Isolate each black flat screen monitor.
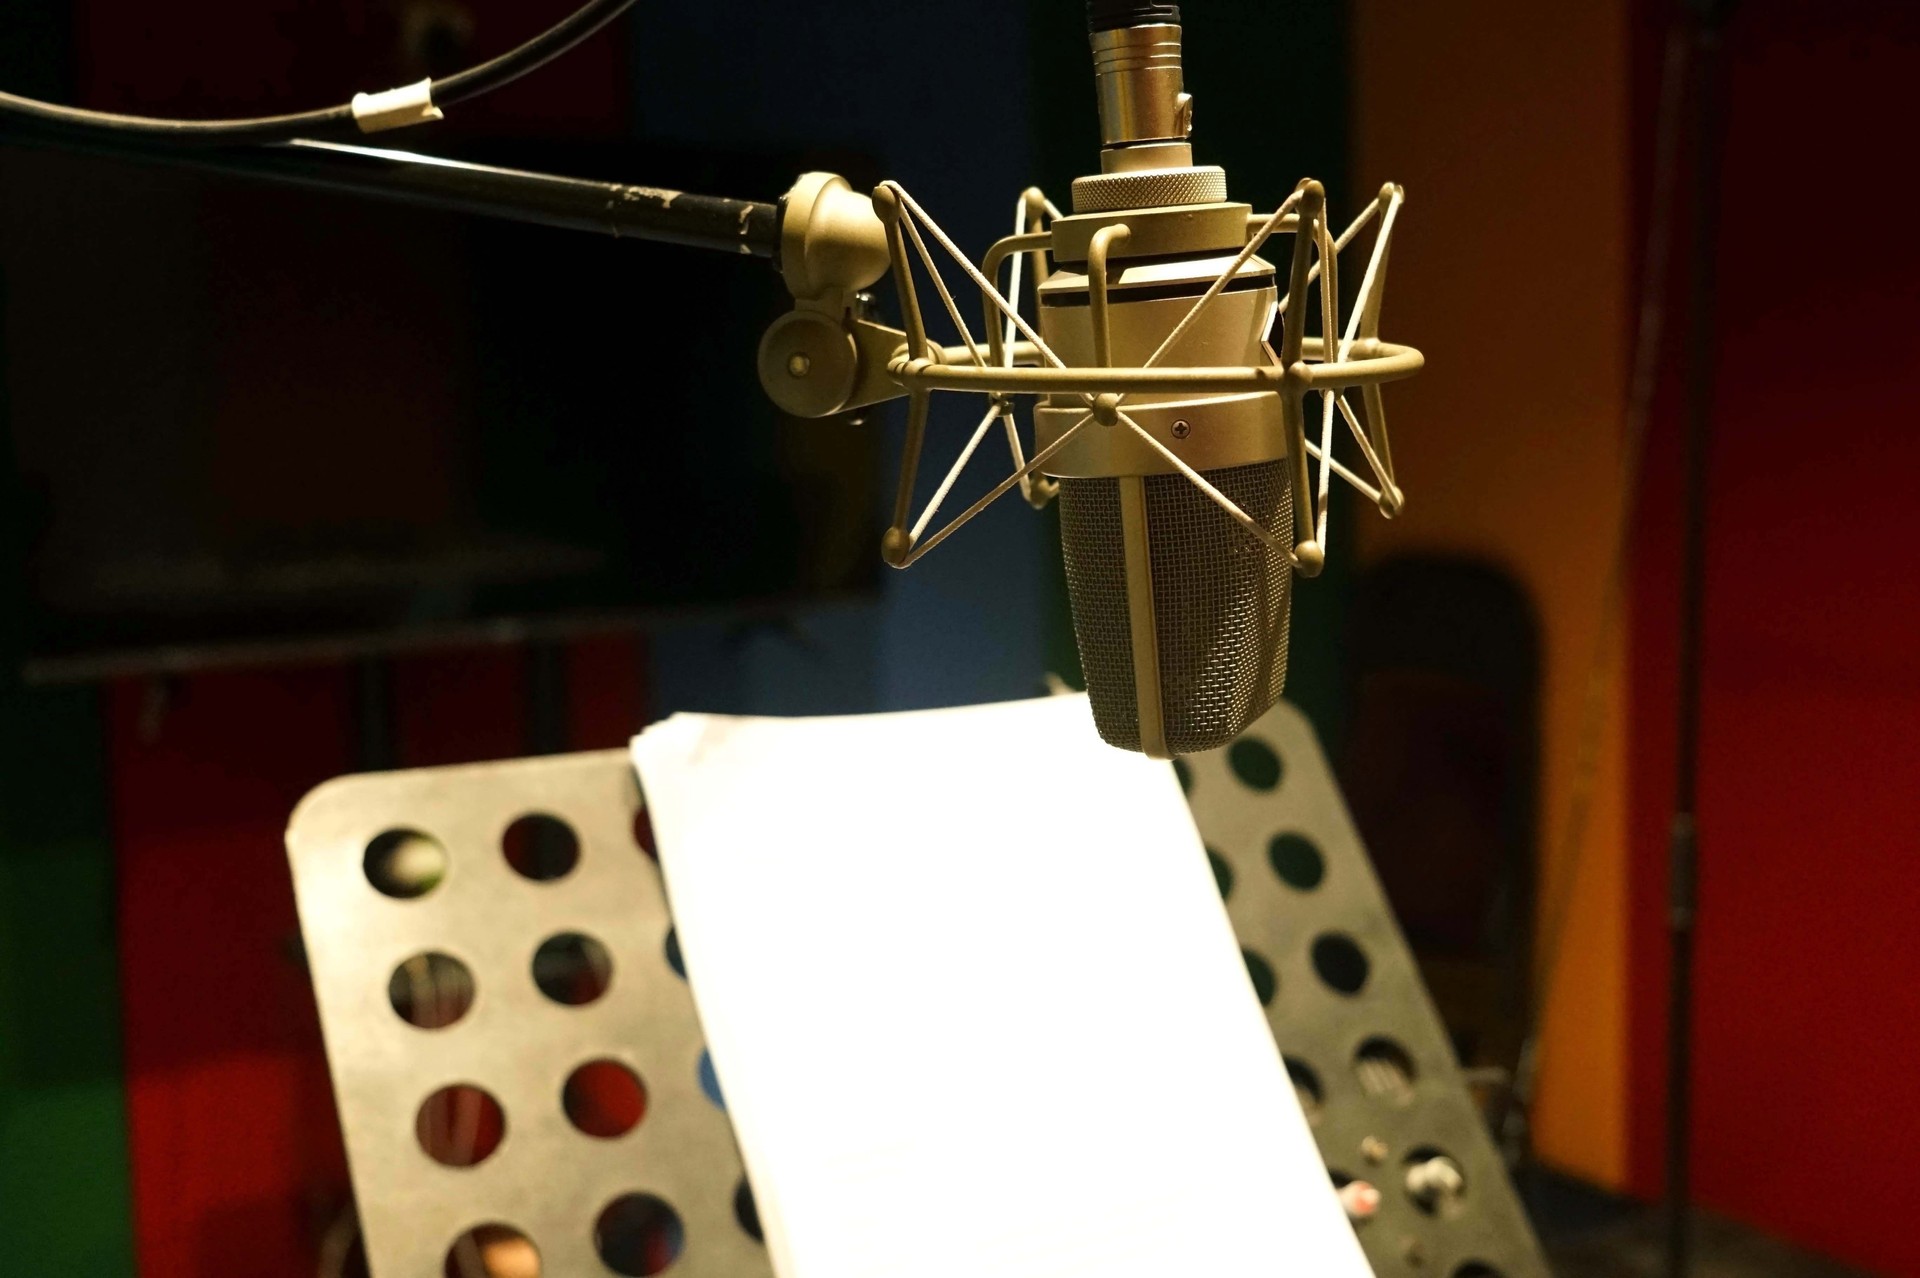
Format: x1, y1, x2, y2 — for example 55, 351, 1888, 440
0, 139, 883, 679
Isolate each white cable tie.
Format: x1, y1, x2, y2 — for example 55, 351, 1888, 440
351, 80, 444, 134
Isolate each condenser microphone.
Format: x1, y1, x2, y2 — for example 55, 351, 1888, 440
1040, 1, 1297, 758
761, 0, 1418, 761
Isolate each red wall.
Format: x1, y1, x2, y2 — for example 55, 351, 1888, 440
1627, 3, 1920, 1270
112, 669, 356, 1277
66, 6, 648, 1269
111, 640, 646, 1277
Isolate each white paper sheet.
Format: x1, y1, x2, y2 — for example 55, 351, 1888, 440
633, 695, 1371, 1278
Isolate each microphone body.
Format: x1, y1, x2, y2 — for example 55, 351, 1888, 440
1038, 9, 1294, 758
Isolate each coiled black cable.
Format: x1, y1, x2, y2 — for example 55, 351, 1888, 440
0, 0, 637, 144
1087, 1, 1183, 33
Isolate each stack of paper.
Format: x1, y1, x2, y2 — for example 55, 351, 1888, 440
633, 695, 1370, 1278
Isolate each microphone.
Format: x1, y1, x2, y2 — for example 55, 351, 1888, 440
757, 0, 1421, 759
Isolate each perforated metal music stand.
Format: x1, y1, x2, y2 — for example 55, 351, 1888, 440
286, 702, 1547, 1278
287, 753, 771, 1278
1183, 701, 1550, 1278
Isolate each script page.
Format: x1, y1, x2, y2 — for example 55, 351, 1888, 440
633, 694, 1372, 1278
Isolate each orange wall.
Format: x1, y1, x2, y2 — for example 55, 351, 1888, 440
1350, 1, 1632, 1185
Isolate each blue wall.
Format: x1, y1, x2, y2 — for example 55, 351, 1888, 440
637, 0, 1052, 718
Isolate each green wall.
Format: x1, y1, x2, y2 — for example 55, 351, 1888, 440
0, 683, 136, 1275
0, 2, 137, 1248
0, 311, 132, 1274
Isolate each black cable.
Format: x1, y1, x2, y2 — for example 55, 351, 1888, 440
1087, 1, 1183, 34
432, 0, 634, 109
0, 0, 636, 144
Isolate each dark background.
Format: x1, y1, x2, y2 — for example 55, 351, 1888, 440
4, 1, 1918, 1276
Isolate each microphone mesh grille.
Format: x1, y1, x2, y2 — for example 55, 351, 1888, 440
1058, 477, 1137, 741
1059, 460, 1293, 755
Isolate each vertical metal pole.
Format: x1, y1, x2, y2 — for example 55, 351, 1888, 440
1665, 3, 1729, 1275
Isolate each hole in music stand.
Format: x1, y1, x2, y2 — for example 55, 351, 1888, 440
564, 1059, 649, 1139
1228, 737, 1283, 790
503, 813, 580, 882
1354, 1036, 1417, 1104
1242, 948, 1278, 1006
364, 829, 447, 899
1312, 932, 1370, 994
1285, 1056, 1323, 1122
734, 1178, 764, 1243
595, 1193, 685, 1276
388, 952, 476, 1030
416, 1084, 506, 1167
1268, 831, 1326, 890
532, 932, 613, 1006
442, 1223, 539, 1277
1207, 846, 1234, 898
